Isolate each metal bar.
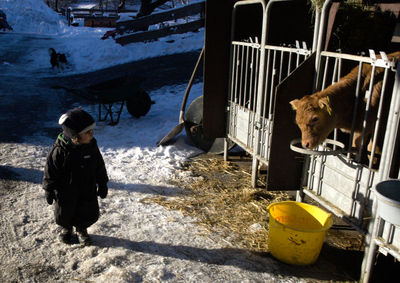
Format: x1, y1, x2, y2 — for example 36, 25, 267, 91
253, 47, 260, 116
330, 56, 338, 152
263, 49, 271, 118
312, 6, 321, 52
297, 155, 311, 202
332, 57, 338, 84
268, 50, 277, 120
262, 49, 272, 160
224, 138, 228, 161
244, 45, 250, 108
234, 45, 240, 104
360, 170, 375, 226
260, 51, 272, 159
232, 41, 261, 48
350, 167, 362, 219
348, 62, 364, 158
316, 155, 327, 195
279, 49, 284, 82
231, 41, 311, 55
266, 119, 273, 162
239, 45, 244, 107
315, 0, 332, 71
333, 129, 338, 151
287, 50, 293, 76
368, 68, 389, 168
361, 203, 380, 283
230, 44, 237, 103
321, 50, 374, 64
321, 56, 329, 90
308, 155, 317, 192
248, 45, 255, 110
380, 62, 400, 179
357, 64, 377, 162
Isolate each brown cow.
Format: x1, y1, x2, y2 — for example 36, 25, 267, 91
290, 51, 400, 151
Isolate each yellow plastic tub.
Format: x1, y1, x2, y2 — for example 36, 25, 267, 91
267, 201, 333, 265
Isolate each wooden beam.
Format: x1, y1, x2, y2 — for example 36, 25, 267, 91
117, 1, 204, 32
202, 0, 236, 139
116, 19, 203, 45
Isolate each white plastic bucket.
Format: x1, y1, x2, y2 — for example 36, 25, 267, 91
375, 180, 400, 226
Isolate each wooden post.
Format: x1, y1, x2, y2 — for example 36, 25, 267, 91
67, 7, 72, 26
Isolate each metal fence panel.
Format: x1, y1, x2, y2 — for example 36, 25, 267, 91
299, 51, 399, 231
227, 42, 311, 162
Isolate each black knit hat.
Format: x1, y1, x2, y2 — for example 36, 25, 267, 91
58, 107, 95, 139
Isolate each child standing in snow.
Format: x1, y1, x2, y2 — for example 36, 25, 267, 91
43, 107, 109, 245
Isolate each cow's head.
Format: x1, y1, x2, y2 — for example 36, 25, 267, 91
290, 95, 335, 149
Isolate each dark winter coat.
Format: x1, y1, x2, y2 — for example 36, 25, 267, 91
42, 134, 109, 229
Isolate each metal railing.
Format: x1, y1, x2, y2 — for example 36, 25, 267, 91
225, 0, 312, 187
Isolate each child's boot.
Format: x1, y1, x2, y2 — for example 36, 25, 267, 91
59, 227, 73, 244
76, 227, 92, 246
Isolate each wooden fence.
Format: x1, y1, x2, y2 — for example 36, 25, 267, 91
115, 1, 205, 45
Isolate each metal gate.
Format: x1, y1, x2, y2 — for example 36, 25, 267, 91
225, 0, 311, 186
228, 42, 310, 157
294, 50, 399, 229
293, 49, 400, 283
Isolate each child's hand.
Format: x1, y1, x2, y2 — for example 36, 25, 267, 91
97, 185, 108, 199
45, 190, 55, 205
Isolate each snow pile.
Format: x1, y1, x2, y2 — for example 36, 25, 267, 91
0, 0, 67, 34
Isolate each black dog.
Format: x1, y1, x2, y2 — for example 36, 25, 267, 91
48, 48, 67, 71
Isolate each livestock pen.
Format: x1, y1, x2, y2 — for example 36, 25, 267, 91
293, 49, 400, 283
221, 0, 400, 282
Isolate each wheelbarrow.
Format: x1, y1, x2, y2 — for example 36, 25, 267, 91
57, 75, 153, 125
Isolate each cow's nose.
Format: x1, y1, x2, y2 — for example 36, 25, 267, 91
303, 142, 310, 148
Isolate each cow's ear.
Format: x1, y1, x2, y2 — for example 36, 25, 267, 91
290, 99, 299, 110
318, 96, 332, 116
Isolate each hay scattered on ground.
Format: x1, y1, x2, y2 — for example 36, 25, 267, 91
141, 156, 292, 252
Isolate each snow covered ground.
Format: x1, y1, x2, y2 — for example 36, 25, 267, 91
0, 0, 308, 282
1, 0, 205, 75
